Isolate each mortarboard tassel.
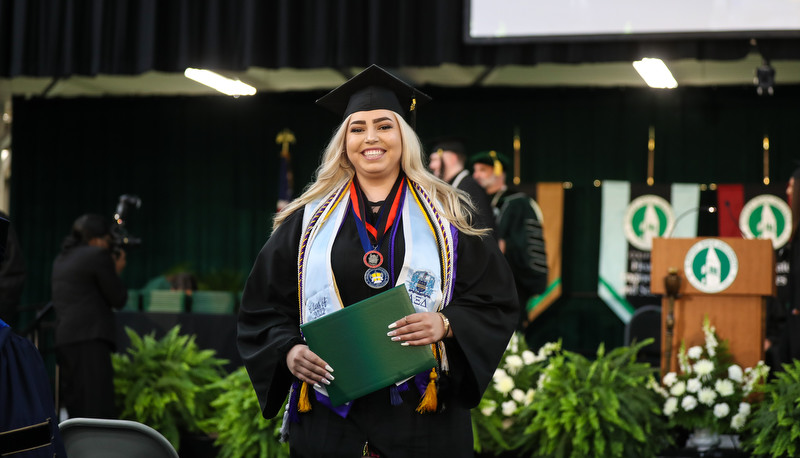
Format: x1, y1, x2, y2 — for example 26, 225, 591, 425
415, 368, 438, 413
298, 381, 312, 413
489, 150, 503, 176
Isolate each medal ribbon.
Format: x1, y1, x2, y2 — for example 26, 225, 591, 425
349, 175, 406, 254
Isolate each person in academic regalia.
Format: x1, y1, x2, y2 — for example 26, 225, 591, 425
52, 214, 127, 419
237, 65, 519, 458
470, 151, 548, 330
427, 137, 496, 234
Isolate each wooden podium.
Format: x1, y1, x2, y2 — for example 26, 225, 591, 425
651, 238, 774, 374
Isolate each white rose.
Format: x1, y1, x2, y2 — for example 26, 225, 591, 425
731, 412, 747, 431
698, 388, 717, 406
728, 364, 743, 383
713, 403, 730, 418
505, 355, 524, 375
511, 388, 526, 403
522, 350, 537, 365
525, 388, 536, 406
681, 395, 698, 411
502, 418, 514, 430
662, 372, 678, 387
501, 400, 517, 416
738, 402, 751, 415
670, 381, 686, 396
510, 333, 519, 353
493, 368, 509, 381
686, 378, 702, 393
715, 379, 735, 397
693, 359, 715, 377
481, 401, 497, 417
494, 375, 515, 395
663, 397, 679, 416
687, 346, 703, 359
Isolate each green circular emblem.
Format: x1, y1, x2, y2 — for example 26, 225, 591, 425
739, 194, 792, 249
683, 239, 739, 293
623, 195, 675, 251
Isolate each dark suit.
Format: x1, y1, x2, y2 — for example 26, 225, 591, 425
52, 245, 126, 418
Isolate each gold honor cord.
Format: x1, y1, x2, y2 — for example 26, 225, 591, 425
513, 127, 521, 185
763, 135, 770, 185
647, 126, 655, 186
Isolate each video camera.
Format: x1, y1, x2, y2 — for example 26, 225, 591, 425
111, 194, 142, 253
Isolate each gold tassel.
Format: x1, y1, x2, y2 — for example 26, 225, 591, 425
489, 150, 503, 176
415, 368, 438, 413
298, 381, 312, 413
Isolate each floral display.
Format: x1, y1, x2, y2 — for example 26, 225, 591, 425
471, 333, 561, 454
655, 317, 769, 434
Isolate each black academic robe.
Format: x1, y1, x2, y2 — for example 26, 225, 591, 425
238, 202, 518, 458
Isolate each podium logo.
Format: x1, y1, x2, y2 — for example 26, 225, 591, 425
684, 239, 739, 293
739, 194, 792, 249
623, 195, 675, 251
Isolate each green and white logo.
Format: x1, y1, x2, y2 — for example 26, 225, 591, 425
623, 195, 675, 251
684, 239, 739, 293
739, 194, 792, 249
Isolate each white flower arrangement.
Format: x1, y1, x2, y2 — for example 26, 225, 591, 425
472, 333, 561, 454
658, 317, 769, 434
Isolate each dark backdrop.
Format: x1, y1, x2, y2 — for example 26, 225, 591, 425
11, 84, 800, 354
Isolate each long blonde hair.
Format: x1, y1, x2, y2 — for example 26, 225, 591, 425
274, 112, 487, 237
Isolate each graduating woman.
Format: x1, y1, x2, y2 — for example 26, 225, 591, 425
237, 65, 518, 457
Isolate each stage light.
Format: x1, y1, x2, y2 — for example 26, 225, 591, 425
632, 58, 678, 89
184, 68, 257, 97
754, 61, 775, 96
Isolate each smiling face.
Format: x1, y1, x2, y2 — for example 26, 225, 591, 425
345, 109, 403, 185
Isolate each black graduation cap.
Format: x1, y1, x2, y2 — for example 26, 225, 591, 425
315, 65, 432, 127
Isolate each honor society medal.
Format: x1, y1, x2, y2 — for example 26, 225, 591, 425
365, 267, 390, 289
363, 250, 384, 268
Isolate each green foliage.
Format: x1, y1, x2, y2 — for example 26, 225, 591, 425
519, 340, 672, 458
471, 334, 559, 454
112, 326, 228, 450
206, 367, 290, 458
741, 360, 800, 457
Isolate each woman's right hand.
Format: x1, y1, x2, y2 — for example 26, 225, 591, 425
286, 344, 334, 387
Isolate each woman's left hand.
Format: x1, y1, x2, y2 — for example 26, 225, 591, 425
388, 312, 447, 346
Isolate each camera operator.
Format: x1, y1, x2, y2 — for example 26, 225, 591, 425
52, 214, 127, 419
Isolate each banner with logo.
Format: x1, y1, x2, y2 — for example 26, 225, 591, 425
716, 183, 791, 301
527, 182, 564, 322
598, 181, 701, 323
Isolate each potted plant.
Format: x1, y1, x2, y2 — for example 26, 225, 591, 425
740, 359, 800, 457
518, 339, 672, 458
112, 326, 228, 452
205, 366, 290, 458
657, 317, 769, 450
471, 333, 560, 455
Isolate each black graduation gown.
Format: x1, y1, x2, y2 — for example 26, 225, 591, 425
238, 201, 518, 458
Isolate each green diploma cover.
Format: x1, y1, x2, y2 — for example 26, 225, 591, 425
300, 285, 437, 406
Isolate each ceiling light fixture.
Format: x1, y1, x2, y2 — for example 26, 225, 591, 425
184, 68, 257, 96
632, 58, 678, 89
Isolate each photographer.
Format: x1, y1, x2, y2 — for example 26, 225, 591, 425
52, 213, 127, 419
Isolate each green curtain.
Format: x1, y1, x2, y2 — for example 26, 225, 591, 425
11, 84, 800, 354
